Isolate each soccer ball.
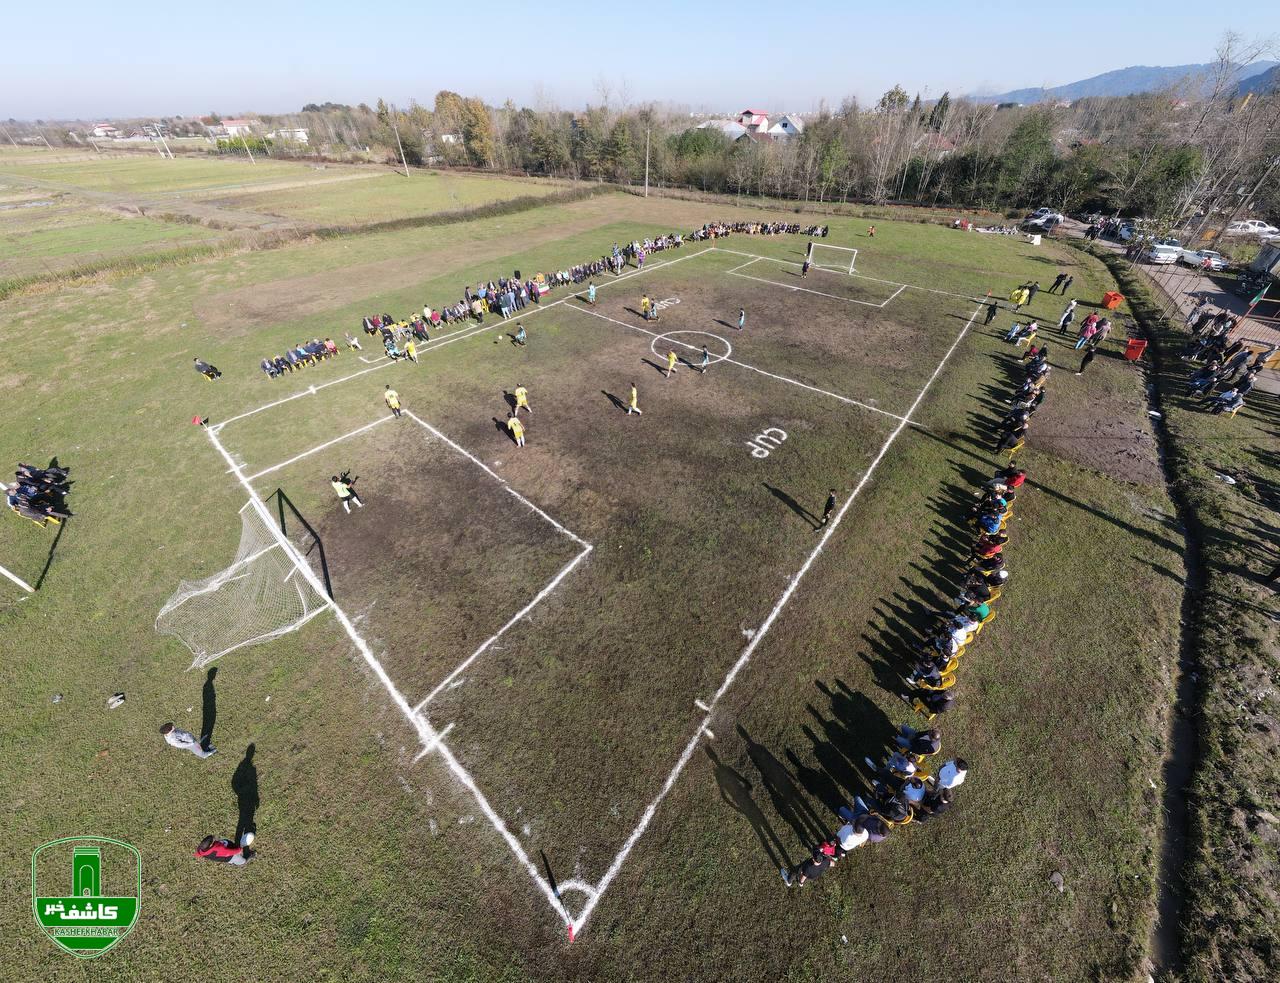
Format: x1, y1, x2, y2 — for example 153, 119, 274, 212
240, 831, 255, 848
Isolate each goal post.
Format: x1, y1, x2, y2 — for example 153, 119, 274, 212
156, 499, 331, 668
806, 241, 858, 274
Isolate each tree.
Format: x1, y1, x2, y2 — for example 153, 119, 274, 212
461, 98, 495, 167
375, 99, 391, 126
928, 92, 951, 132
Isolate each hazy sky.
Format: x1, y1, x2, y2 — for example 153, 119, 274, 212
6, 0, 1279, 119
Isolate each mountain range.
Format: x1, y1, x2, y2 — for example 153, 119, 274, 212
972, 60, 1278, 104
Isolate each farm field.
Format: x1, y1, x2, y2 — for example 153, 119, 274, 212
207, 169, 571, 224
0, 190, 1185, 981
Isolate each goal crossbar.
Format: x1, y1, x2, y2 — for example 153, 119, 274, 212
807, 241, 858, 274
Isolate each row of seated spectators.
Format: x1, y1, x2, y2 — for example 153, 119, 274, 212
1181, 309, 1275, 416
5, 462, 72, 527
324, 222, 828, 362
260, 338, 345, 378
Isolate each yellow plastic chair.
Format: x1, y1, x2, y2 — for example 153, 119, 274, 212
910, 699, 936, 722
916, 673, 956, 692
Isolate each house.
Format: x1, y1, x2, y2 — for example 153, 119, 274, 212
736, 129, 776, 145
205, 118, 260, 137
90, 123, 118, 138
696, 119, 748, 140
767, 114, 804, 140
439, 133, 462, 144
267, 127, 309, 144
737, 109, 770, 132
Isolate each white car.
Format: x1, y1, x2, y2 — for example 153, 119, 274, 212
1226, 219, 1279, 237
1180, 248, 1227, 271
1145, 245, 1180, 265
1025, 209, 1065, 226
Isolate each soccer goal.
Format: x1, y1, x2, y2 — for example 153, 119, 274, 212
156, 499, 331, 668
807, 241, 859, 274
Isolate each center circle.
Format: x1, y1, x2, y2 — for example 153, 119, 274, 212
649, 330, 733, 366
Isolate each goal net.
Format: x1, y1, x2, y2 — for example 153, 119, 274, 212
807, 241, 858, 274
156, 501, 330, 668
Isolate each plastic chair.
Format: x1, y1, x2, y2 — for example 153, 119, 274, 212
973, 610, 997, 637
910, 699, 936, 722
916, 673, 956, 692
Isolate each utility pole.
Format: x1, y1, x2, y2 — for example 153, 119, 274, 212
392, 119, 410, 177
158, 130, 175, 159
644, 125, 650, 197
0, 124, 18, 147
239, 134, 256, 163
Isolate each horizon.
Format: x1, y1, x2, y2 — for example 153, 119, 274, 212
4, 1, 1280, 120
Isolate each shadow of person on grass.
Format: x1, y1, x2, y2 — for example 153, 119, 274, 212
762, 483, 820, 528
200, 667, 217, 752
232, 744, 259, 844
641, 358, 668, 376
705, 746, 792, 869
493, 417, 517, 443
713, 319, 737, 330
601, 390, 626, 411
738, 725, 829, 848
502, 391, 517, 411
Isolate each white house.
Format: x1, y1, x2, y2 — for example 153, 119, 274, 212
737, 109, 770, 131
90, 123, 119, 138
206, 118, 260, 137
439, 133, 462, 144
267, 127, 309, 144
767, 114, 804, 139
696, 119, 747, 140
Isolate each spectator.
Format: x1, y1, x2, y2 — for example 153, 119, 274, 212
160, 722, 216, 759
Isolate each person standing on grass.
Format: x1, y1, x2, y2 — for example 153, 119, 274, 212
738, 308, 746, 330
331, 474, 363, 513
160, 722, 216, 759
384, 386, 402, 418
780, 841, 838, 887
628, 383, 643, 415
513, 385, 531, 415
984, 299, 999, 325
665, 350, 678, 378
699, 346, 710, 374
1057, 299, 1077, 333
514, 323, 527, 347
587, 282, 597, 305
405, 339, 418, 364
641, 296, 651, 319
1076, 347, 1096, 375
1062, 275, 1073, 294
1026, 281, 1041, 304
1075, 319, 1098, 350
867, 225, 876, 238
1049, 272, 1067, 294
801, 258, 811, 278
821, 489, 837, 527
507, 414, 525, 447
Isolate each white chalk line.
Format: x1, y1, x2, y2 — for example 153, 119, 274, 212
569, 293, 989, 935
0, 561, 36, 593
565, 303, 909, 424
213, 247, 715, 434
245, 413, 395, 481
402, 409, 589, 548
204, 423, 574, 927
725, 268, 892, 308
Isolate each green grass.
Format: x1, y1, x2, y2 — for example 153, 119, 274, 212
1087, 248, 1280, 983
1, 198, 1184, 981
0, 154, 334, 196
210, 170, 569, 224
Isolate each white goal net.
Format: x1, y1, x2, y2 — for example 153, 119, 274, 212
156, 501, 329, 668
807, 242, 858, 274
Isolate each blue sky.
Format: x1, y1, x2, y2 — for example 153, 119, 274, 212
5, 0, 1278, 119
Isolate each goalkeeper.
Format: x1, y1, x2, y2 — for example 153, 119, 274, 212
330, 472, 363, 513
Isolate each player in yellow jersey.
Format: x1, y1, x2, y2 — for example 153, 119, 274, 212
383, 385, 402, 418
627, 382, 642, 415
506, 414, 525, 447
665, 350, 678, 378
513, 384, 531, 415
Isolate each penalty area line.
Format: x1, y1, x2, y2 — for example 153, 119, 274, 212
245, 413, 395, 482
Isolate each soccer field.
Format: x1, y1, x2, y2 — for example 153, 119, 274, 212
1, 195, 1185, 980
192, 243, 990, 932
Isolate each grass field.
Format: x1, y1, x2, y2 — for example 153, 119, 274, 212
207, 170, 570, 224
1, 194, 1187, 981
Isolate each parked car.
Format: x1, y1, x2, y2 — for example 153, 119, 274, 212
1118, 224, 1139, 241
1226, 219, 1279, 237
1144, 244, 1181, 265
1180, 248, 1227, 271
1022, 215, 1062, 233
